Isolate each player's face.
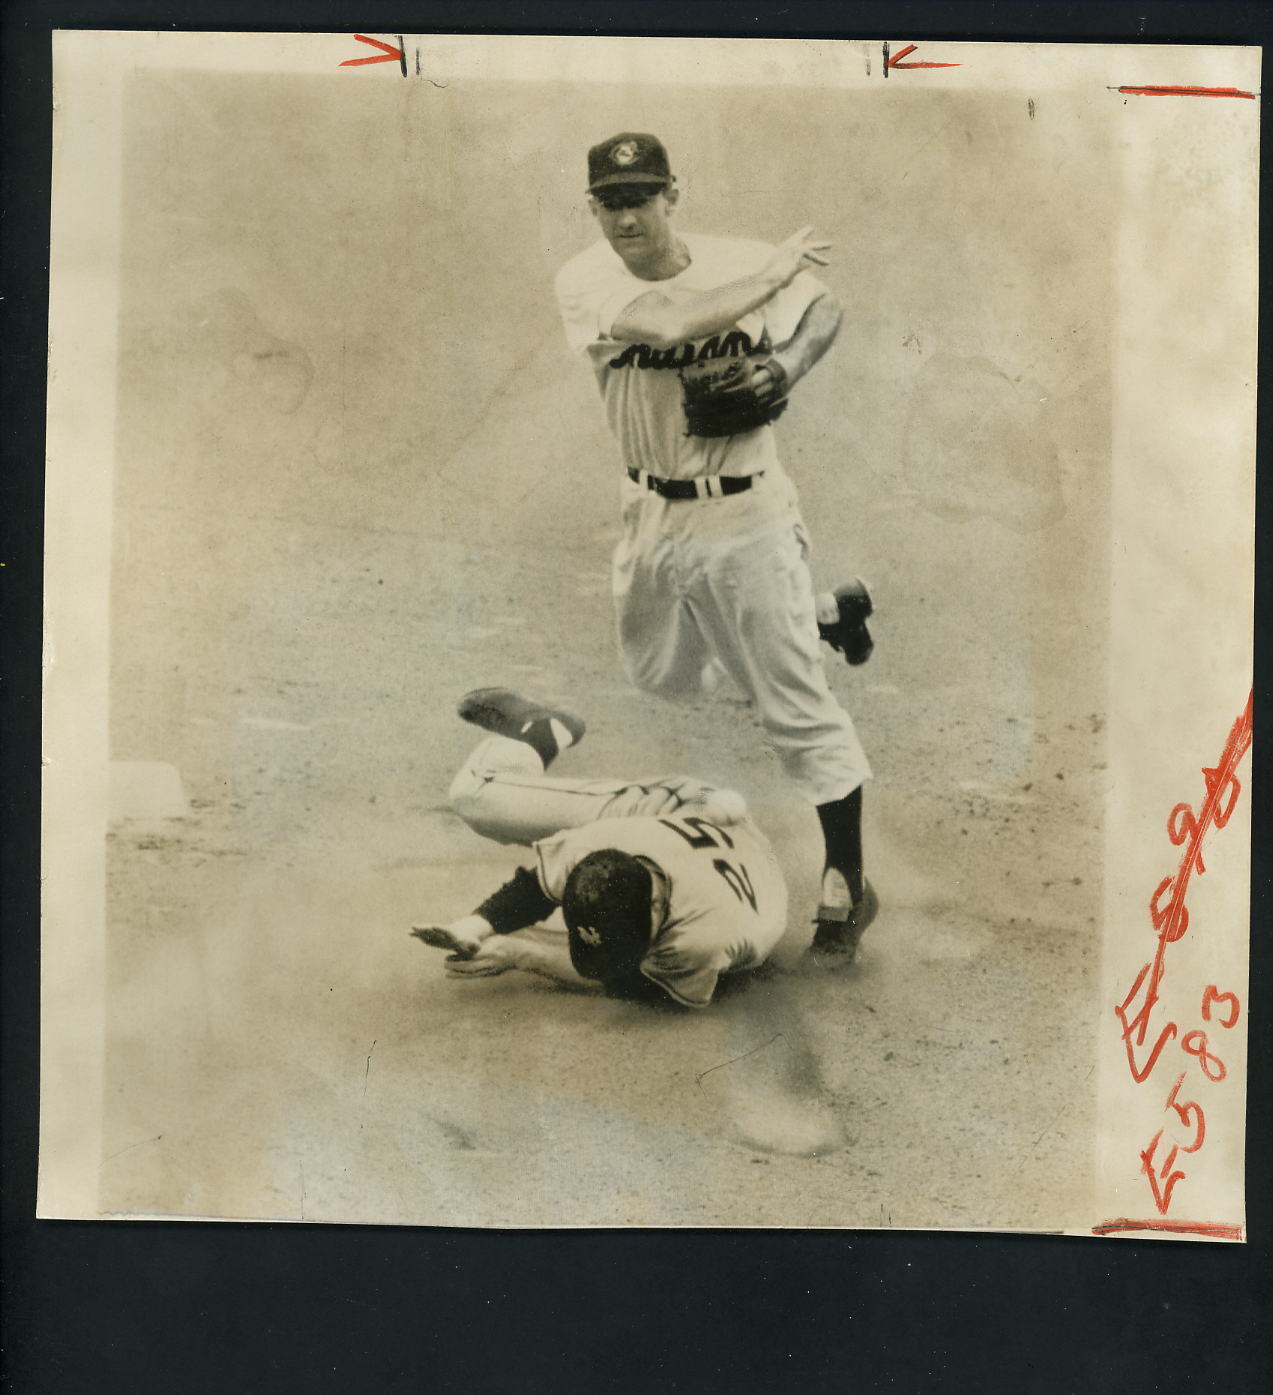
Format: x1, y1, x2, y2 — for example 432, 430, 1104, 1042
590, 186, 680, 270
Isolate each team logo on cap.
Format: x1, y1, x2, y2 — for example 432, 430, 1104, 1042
610, 140, 639, 167
577, 924, 603, 945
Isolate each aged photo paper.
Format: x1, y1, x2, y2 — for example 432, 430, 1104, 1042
40, 33, 1256, 1233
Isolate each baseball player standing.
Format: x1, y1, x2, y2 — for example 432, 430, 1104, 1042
553, 132, 877, 958
412, 687, 788, 1008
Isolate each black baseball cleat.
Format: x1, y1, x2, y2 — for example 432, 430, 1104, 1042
819, 577, 874, 666
457, 687, 586, 767
810, 877, 879, 962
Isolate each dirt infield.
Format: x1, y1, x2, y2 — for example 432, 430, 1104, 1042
97, 70, 1110, 1228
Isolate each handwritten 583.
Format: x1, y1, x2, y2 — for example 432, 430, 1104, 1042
1128, 985, 1242, 1213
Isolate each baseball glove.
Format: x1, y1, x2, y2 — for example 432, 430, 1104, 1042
679, 355, 789, 438
818, 578, 874, 666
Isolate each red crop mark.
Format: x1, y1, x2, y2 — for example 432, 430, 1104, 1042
341, 34, 406, 68
883, 43, 960, 76
1091, 1219, 1245, 1240
1116, 85, 1255, 99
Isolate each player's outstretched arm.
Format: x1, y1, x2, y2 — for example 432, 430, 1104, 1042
411, 914, 493, 959
412, 864, 558, 956
445, 935, 598, 991
611, 227, 831, 349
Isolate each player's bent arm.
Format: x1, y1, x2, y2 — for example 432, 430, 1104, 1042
612, 273, 790, 349
770, 288, 842, 389
610, 226, 832, 348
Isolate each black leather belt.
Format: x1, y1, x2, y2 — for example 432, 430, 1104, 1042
627, 467, 761, 500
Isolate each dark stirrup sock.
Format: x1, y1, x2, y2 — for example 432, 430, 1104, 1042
816, 786, 865, 904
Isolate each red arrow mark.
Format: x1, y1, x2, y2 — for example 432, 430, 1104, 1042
886, 43, 960, 72
1116, 85, 1255, 99
341, 34, 405, 68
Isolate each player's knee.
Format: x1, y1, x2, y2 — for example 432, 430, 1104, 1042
448, 766, 484, 827
624, 657, 707, 703
760, 706, 855, 752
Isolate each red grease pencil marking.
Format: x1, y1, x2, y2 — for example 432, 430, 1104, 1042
1110, 692, 1252, 1223
1115, 693, 1252, 1080
883, 43, 960, 76
340, 34, 406, 68
1092, 1219, 1244, 1240
1116, 85, 1255, 99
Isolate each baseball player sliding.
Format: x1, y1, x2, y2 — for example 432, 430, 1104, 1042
411, 688, 789, 1008
553, 131, 877, 954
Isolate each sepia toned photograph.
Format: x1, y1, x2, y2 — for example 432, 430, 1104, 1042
40, 33, 1256, 1232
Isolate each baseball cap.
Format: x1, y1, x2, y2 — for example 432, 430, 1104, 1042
562, 849, 656, 982
587, 132, 672, 195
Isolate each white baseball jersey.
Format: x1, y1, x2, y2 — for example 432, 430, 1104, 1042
534, 811, 789, 1008
554, 233, 823, 481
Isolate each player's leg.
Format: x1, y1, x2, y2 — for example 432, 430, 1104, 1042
705, 592, 876, 955
687, 485, 877, 954
613, 488, 725, 700
448, 691, 746, 844
449, 733, 678, 844
456, 686, 585, 768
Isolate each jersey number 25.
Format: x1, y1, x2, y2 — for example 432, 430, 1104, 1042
658, 817, 758, 912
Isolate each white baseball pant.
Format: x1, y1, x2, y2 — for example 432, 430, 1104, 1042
611, 464, 871, 807
449, 735, 749, 847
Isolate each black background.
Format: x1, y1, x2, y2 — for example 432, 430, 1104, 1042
3, 4, 1270, 1391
